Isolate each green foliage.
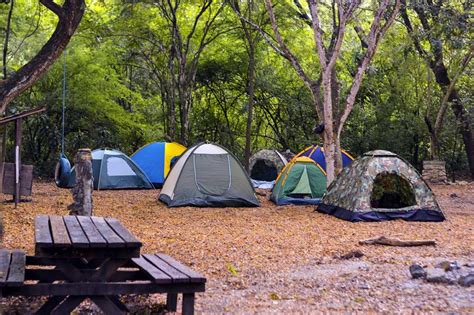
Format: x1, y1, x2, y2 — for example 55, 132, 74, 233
0, 0, 472, 178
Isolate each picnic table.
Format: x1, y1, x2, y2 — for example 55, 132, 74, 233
0, 215, 206, 314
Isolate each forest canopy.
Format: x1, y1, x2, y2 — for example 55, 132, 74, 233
0, 0, 472, 179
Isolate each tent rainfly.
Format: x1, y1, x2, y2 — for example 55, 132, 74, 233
131, 141, 186, 187
271, 156, 326, 205
296, 145, 354, 172
66, 149, 153, 190
159, 142, 260, 207
317, 150, 445, 222
249, 149, 288, 182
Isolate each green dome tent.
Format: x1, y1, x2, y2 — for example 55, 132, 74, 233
271, 156, 327, 205
317, 150, 445, 222
65, 149, 153, 190
159, 142, 260, 207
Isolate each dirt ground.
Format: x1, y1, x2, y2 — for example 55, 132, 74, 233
0, 181, 473, 314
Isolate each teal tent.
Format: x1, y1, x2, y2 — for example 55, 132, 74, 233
65, 149, 153, 190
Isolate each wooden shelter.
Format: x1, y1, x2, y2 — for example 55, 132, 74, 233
0, 107, 46, 207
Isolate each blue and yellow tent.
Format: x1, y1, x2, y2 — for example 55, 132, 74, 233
131, 142, 186, 187
296, 145, 354, 171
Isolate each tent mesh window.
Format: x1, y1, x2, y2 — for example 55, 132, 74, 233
370, 173, 416, 209
250, 159, 278, 181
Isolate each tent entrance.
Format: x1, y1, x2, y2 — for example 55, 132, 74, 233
370, 173, 416, 208
287, 166, 312, 198
250, 159, 278, 181
193, 154, 231, 196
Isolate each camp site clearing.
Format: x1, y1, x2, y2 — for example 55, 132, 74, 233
1, 181, 472, 313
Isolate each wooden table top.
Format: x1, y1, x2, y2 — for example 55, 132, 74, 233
35, 215, 142, 252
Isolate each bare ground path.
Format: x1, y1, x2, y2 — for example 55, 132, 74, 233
1, 182, 473, 313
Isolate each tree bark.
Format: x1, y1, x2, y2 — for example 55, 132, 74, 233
68, 149, 93, 216
0, 0, 85, 113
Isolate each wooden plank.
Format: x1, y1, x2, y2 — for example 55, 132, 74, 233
49, 216, 71, 247
166, 293, 178, 312
76, 216, 107, 247
155, 254, 206, 283
143, 254, 189, 283
35, 247, 140, 259
63, 216, 89, 248
6, 250, 25, 286
50, 296, 84, 315
35, 215, 53, 248
105, 218, 142, 248
182, 293, 195, 315
89, 296, 127, 314
91, 216, 125, 248
3, 282, 206, 296
0, 250, 11, 285
131, 257, 173, 284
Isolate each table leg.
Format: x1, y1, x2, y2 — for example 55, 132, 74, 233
182, 293, 195, 315
90, 296, 126, 315
166, 293, 178, 311
35, 296, 66, 315
108, 295, 129, 312
50, 295, 85, 315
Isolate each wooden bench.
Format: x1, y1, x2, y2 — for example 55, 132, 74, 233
132, 253, 206, 314
0, 216, 206, 314
0, 252, 205, 314
0, 249, 26, 295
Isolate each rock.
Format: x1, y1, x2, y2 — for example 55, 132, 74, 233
359, 283, 370, 290
436, 260, 460, 271
458, 273, 474, 287
409, 264, 427, 279
425, 268, 453, 284
449, 193, 458, 198
339, 250, 364, 260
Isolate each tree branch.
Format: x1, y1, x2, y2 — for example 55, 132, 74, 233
434, 46, 473, 135
337, 0, 401, 138
0, 0, 85, 112
39, 0, 65, 19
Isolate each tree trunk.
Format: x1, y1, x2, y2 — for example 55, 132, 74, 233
68, 149, 93, 216
243, 30, 256, 172
431, 64, 474, 178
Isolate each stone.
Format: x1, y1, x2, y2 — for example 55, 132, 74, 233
458, 273, 474, 287
359, 283, 370, 290
409, 264, 427, 279
425, 268, 453, 284
339, 250, 364, 260
422, 160, 448, 183
436, 260, 460, 271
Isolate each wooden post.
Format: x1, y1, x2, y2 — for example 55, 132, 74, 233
68, 148, 93, 216
14, 118, 22, 207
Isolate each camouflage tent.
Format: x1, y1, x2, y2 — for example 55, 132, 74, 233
249, 149, 288, 181
317, 150, 445, 222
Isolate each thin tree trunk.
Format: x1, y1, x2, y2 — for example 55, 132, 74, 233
432, 65, 474, 177
244, 46, 255, 172
243, 23, 256, 172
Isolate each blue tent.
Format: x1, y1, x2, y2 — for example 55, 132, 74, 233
131, 142, 186, 187
297, 145, 354, 171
